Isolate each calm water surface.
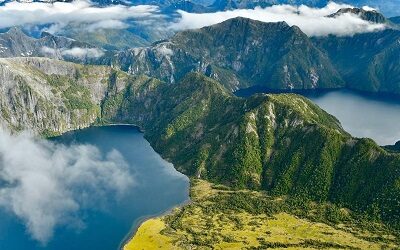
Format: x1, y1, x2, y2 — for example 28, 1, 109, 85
305, 90, 400, 145
0, 125, 189, 250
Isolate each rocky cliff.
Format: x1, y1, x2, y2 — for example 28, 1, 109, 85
0, 57, 134, 135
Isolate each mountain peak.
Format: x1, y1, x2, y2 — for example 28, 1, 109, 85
5, 27, 29, 37
40, 31, 53, 38
329, 7, 387, 24
219, 17, 289, 28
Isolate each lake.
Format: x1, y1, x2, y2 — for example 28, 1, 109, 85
0, 125, 189, 250
305, 90, 400, 146
236, 88, 400, 146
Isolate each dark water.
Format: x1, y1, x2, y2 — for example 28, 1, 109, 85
236, 88, 400, 146
0, 126, 189, 250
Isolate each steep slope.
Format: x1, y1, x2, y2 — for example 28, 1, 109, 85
113, 17, 344, 91
0, 57, 151, 135
314, 28, 400, 94
102, 73, 400, 226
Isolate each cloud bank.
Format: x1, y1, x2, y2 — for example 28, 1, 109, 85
171, 2, 386, 36
0, 129, 134, 244
42, 46, 105, 59
0, 0, 161, 32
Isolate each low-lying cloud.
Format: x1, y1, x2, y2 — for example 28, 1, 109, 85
0, 129, 134, 244
171, 2, 386, 36
0, 0, 161, 32
42, 46, 105, 59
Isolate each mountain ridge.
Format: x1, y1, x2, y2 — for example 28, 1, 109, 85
113, 17, 344, 91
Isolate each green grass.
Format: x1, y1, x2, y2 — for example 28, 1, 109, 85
125, 180, 399, 249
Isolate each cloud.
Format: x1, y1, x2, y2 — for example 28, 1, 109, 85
362, 6, 377, 12
0, 0, 161, 32
0, 128, 134, 244
42, 46, 105, 59
171, 2, 386, 37
61, 47, 105, 58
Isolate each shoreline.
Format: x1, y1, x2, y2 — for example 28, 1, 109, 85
118, 190, 192, 250
93, 123, 145, 133
49, 123, 190, 250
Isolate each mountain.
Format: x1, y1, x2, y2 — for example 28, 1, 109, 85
209, 0, 277, 11
1, 57, 399, 230
0, 27, 108, 63
2, 0, 400, 17
108, 15, 400, 95
0, 57, 152, 135
385, 141, 400, 153
57, 25, 154, 50
313, 28, 400, 94
329, 7, 388, 24
112, 17, 344, 91
102, 72, 400, 227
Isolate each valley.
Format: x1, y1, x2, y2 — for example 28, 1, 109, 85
0, 1, 399, 249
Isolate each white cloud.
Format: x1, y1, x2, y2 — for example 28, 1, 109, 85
0, 128, 134, 244
41, 46, 105, 59
171, 2, 386, 37
41, 46, 58, 55
0, 0, 161, 32
362, 6, 377, 12
61, 47, 105, 59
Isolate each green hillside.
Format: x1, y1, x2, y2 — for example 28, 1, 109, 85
102, 73, 400, 227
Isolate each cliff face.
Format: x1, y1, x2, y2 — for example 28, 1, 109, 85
0, 57, 131, 135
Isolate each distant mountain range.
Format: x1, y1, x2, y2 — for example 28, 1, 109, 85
0, 27, 115, 64
1, 7, 400, 96
107, 9, 400, 95
112, 17, 344, 91
2, 0, 400, 17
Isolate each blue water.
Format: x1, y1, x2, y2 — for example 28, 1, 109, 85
0, 125, 189, 250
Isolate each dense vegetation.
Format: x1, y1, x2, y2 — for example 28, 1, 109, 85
102, 72, 400, 228
313, 28, 400, 95
1, 57, 399, 243
126, 180, 399, 249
